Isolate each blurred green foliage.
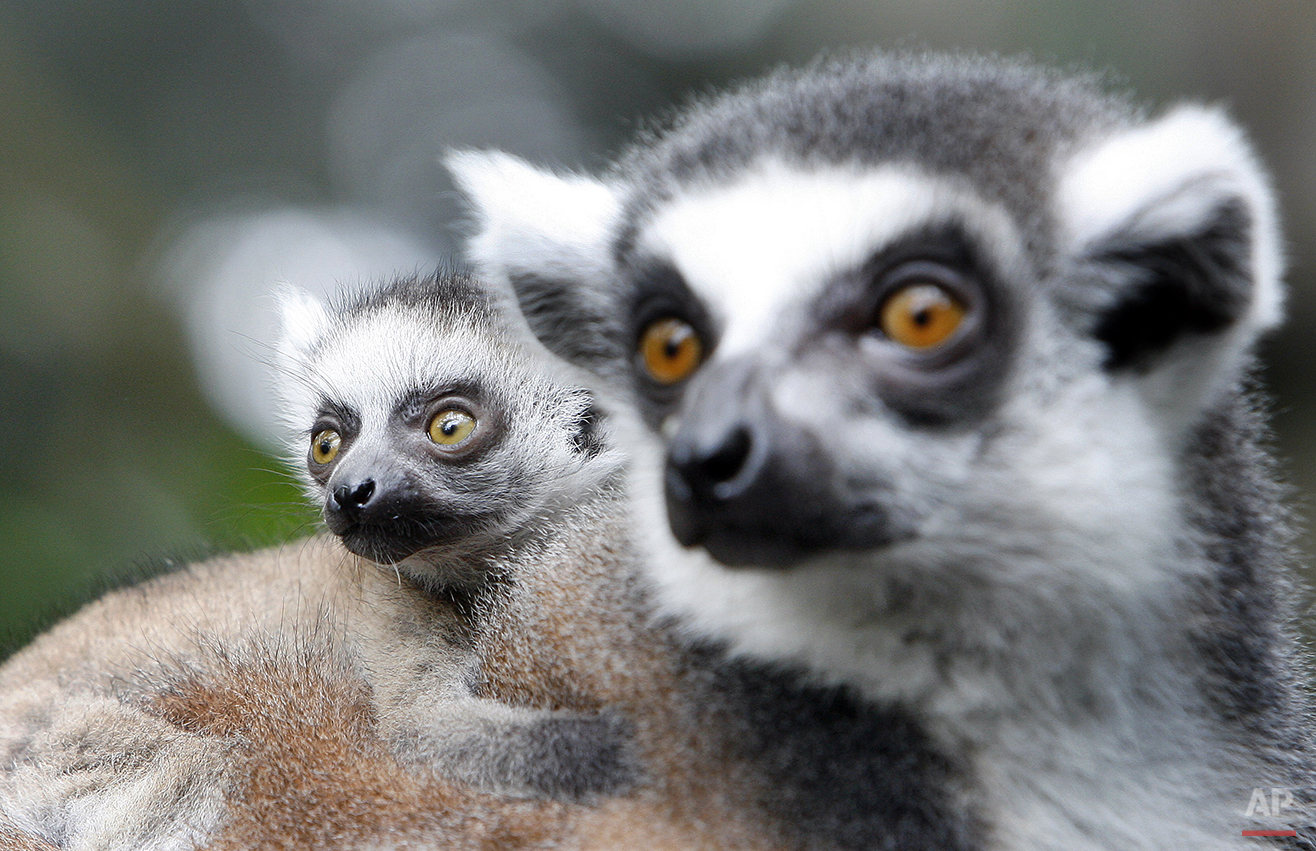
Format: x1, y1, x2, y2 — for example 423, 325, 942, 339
0, 20, 318, 647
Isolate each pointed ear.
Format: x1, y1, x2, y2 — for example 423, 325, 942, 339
1056, 105, 1282, 414
269, 285, 332, 459
445, 150, 630, 373
276, 285, 331, 360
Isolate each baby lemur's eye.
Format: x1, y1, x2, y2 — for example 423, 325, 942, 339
878, 282, 967, 350
310, 429, 341, 465
428, 408, 477, 446
639, 317, 703, 385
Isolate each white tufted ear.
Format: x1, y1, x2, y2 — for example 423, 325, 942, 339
446, 150, 631, 373
1058, 104, 1283, 336
1055, 105, 1284, 429
272, 285, 333, 449
445, 149, 621, 286
275, 285, 331, 360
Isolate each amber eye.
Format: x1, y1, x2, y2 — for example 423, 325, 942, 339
310, 429, 341, 465
639, 317, 703, 385
878, 283, 967, 350
428, 408, 477, 446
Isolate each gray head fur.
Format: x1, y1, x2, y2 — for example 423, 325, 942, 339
275, 269, 618, 596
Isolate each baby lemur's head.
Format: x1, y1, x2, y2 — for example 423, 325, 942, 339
276, 270, 614, 592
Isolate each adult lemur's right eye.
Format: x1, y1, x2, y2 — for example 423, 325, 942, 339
311, 429, 341, 465
639, 317, 703, 385
878, 282, 967, 350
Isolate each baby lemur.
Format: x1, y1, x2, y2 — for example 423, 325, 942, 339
0, 270, 640, 850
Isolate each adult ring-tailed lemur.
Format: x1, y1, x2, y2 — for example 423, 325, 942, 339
449, 50, 1316, 850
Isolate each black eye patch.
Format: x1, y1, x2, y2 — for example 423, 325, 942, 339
313, 397, 361, 436
623, 259, 720, 422
809, 222, 1017, 427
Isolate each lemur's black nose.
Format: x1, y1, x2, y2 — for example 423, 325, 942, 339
332, 480, 376, 515
663, 355, 859, 568
666, 421, 764, 553
668, 425, 753, 496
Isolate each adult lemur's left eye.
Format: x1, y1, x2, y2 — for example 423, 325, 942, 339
639, 317, 704, 385
878, 282, 967, 350
428, 408, 477, 446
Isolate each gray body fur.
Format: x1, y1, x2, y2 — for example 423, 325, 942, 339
451, 52, 1316, 849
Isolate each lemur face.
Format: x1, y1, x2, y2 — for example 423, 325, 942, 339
276, 273, 605, 588
450, 56, 1281, 599
302, 356, 504, 565
620, 167, 1024, 567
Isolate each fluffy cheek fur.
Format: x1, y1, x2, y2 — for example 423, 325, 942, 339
274, 293, 627, 596
623, 311, 1190, 707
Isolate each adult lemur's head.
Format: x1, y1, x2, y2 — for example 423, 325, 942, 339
447, 53, 1282, 665
275, 271, 613, 595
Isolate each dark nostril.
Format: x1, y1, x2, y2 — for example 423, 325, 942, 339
694, 426, 752, 486
332, 479, 376, 512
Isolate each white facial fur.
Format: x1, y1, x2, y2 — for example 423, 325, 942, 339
276, 296, 516, 473
274, 285, 617, 578
640, 161, 1027, 360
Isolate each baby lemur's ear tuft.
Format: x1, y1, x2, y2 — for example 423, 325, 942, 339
1056, 104, 1282, 423
276, 286, 331, 361
273, 286, 333, 447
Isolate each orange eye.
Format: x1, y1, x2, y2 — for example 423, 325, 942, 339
878, 283, 967, 350
639, 317, 703, 385
311, 429, 341, 465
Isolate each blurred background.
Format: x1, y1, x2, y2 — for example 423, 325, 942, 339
1, 0, 1314, 648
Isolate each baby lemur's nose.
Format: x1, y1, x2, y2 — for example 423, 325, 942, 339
333, 480, 376, 514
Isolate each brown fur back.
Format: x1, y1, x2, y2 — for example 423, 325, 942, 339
0, 825, 59, 851
471, 503, 790, 851
141, 637, 567, 851
1, 520, 794, 849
